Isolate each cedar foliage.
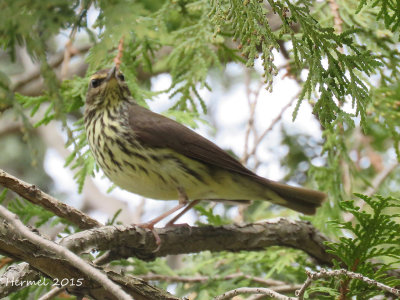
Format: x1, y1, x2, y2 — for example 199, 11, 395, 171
0, 0, 400, 299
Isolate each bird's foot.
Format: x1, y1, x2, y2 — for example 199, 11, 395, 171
165, 221, 193, 235
135, 222, 162, 252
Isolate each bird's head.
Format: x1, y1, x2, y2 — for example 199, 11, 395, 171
86, 66, 131, 107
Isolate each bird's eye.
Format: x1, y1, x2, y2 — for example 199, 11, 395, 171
117, 73, 125, 81
90, 79, 102, 88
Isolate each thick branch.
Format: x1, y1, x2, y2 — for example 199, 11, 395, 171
0, 262, 41, 298
61, 218, 336, 265
0, 168, 101, 230
0, 221, 178, 300
0, 205, 132, 300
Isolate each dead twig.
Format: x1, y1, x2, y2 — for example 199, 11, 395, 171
114, 37, 125, 68
0, 168, 101, 230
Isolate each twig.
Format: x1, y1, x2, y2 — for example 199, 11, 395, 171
296, 269, 400, 300
328, 0, 343, 34
140, 272, 292, 287
60, 2, 88, 79
38, 286, 65, 300
365, 163, 398, 197
255, 93, 298, 149
0, 168, 101, 230
114, 36, 125, 68
214, 287, 297, 300
141, 273, 302, 295
244, 92, 298, 164
60, 40, 79, 79
0, 204, 132, 300
242, 70, 263, 165
11, 44, 91, 92
54, 2, 92, 85
344, 162, 399, 222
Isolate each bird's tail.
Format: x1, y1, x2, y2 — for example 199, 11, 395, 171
259, 178, 326, 215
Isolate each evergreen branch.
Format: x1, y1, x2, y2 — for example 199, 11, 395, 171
0, 168, 101, 230
296, 269, 400, 299
214, 286, 296, 300
0, 205, 133, 300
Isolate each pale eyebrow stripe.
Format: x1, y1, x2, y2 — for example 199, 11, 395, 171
89, 74, 107, 81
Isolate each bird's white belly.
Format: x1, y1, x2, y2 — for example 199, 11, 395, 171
93, 132, 215, 200
107, 150, 216, 200
87, 112, 243, 201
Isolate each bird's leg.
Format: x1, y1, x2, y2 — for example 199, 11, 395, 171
137, 188, 189, 248
140, 202, 186, 230
137, 203, 185, 249
165, 199, 201, 227
141, 187, 189, 229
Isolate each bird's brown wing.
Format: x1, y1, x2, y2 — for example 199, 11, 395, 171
128, 104, 256, 178
128, 104, 326, 214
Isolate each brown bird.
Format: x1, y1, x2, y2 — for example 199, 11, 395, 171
84, 67, 326, 228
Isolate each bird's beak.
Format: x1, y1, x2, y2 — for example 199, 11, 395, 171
106, 66, 117, 82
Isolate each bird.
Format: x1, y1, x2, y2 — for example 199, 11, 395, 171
84, 66, 326, 228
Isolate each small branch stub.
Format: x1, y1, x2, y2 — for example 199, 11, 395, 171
114, 37, 125, 68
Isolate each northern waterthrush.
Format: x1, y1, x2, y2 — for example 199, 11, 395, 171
84, 67, 326, 226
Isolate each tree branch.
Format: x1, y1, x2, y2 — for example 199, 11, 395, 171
38, 286, 65, 300
0, 205, 132, 300
140, 273, 301, 294
214, 287, 296, 300
140, 272, 290, 286
60, 218, 336, 265
0, 168, 101, 230
0, 219, 178, 300
0, 262, 41, 298
11, 44, 92, 93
